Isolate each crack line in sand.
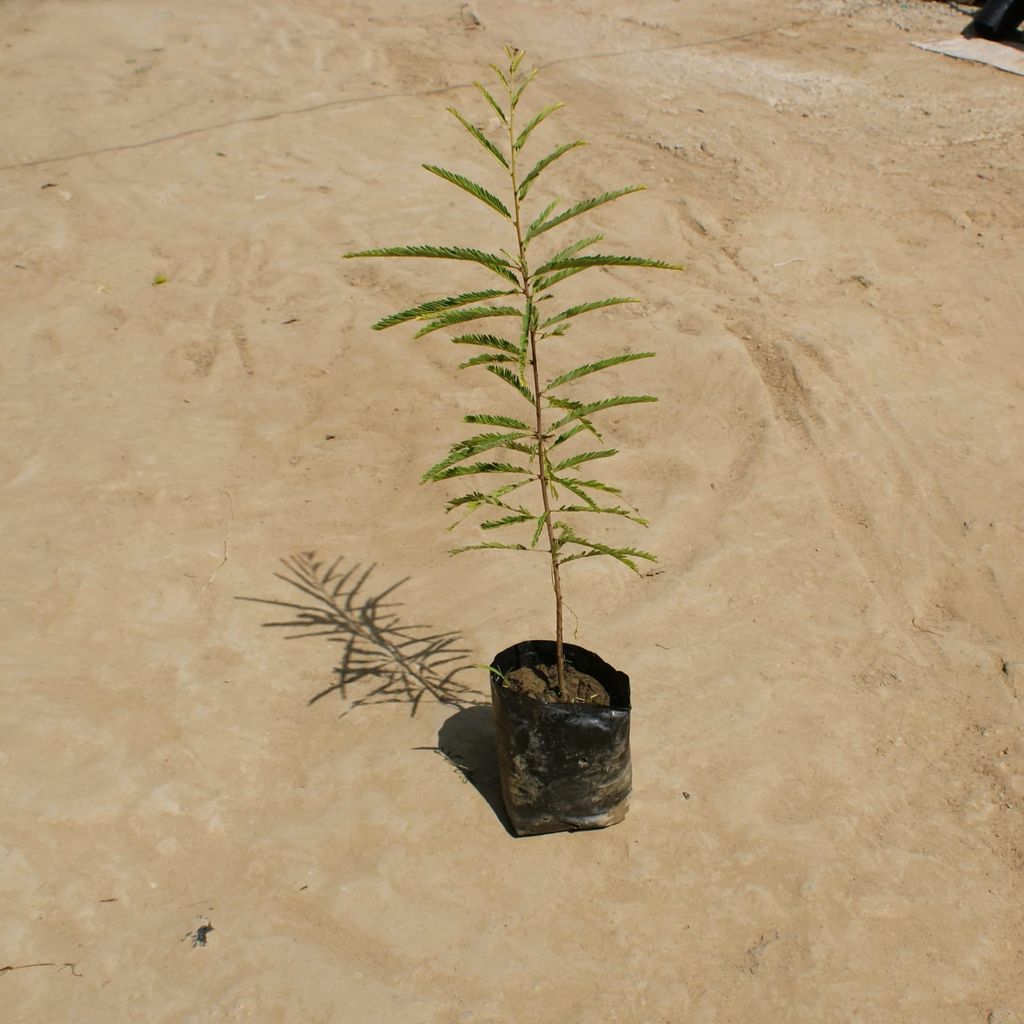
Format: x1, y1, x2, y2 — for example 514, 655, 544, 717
200, 489, 234, 596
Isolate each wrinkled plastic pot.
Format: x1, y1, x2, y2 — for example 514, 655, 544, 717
490, 640, 632, 837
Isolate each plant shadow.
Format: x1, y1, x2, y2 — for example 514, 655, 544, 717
240, 552, 486, 716
432, 705, 514, 836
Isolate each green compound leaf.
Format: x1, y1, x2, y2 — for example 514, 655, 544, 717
344, 244, 519, 283
514, 102, 564, 150
517, 141, 586, 200
449, 334, 519, 353
430, 460, 535, 482
545, 352, 655, 391
479, 512, 535, 530
534, 253, 684, 277
559, 538, 657, 573
450, 541, 529, 555
548, 422, 593, 448
423, 164, 511, 219
486, 364, 535, 403
414, 305, 522, 338
473, 81, 508, 124
489, 63, 510, 90
458, 352, 516, 369
540, 297, 639, 329
511, 67, 537, 108
525, 200, 558, 242
549, 475, 598, 509
525, 186, 646, 242
551, 449, 618, 472
553, 523, 656, 571
447, 107, 509, 169
464, 413, 532, 430
517, 300, 536, 383
531, 234, 604, 279
557, 476, 623, 495
555, 503, 649, 525
445, 479, 532, 514
372, 289, 516, 331
550, 394, 657, 429
533, 268, 591, 293
505, 46, 527, 72
530, 511, 549, 548
423, 431, 534, 482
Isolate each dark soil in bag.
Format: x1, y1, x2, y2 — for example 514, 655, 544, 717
504, 661, 611, 706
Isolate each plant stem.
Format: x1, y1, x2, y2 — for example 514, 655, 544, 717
505, 61, 567, 699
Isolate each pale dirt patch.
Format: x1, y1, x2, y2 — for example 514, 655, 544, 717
2, 1, 1022, 1021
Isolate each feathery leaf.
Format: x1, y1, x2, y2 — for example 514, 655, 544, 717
505, 46, 526, 73
464, 413, 532, 430
514, 102, 563, 150
445, 479, 531, 514
480, 512, 535, 530
511, 67, 537, 108
555, 503, 649, 525
545, 352, 655, 391
458, 352, 516, 369
423, 164, 511, 219
545, 399, 604, 441
449, 333, 518, 353
450, 541, 529, 555
552, 449, 618, 472
423, 431, 533, 482
414, 305, 522, 338
532, 235, 604, 278
558, 537, 657, 572
533, 266, 592, 293
548, 422, 592, 448
541, 296, 639, 329
505, 440, 537, 456
473, 81, 507, 124
549, 475, 598, 509
371, 289, 516, 330
531, 512, 549, 548
447, 107, 509, 169
550, 394, 657, 429
517, 300, 535, 383
489, 63, 510, 89
525, 200, 559, 242
534, 253, 683, 277
525, 186, 646, 242
517, 141, 586, 199
430, 460, 535, 481
486, 364, 535, 403
556, 476, 623, 495
344, 244, 518, 283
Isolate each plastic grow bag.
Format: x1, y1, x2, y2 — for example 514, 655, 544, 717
490, 640, 632, 837
972, 0, 1024, 38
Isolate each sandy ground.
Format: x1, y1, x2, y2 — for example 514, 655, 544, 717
2, 0, 1023, 1020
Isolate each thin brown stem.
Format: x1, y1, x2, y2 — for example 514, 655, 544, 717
505, 59, 566, 698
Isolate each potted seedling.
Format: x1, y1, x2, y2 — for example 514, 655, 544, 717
345, 48, 683, 835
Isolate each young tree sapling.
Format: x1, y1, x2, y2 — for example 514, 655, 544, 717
345, 47, 683, 701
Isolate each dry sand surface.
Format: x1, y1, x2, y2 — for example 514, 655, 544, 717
3, 0, 1024, 1020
